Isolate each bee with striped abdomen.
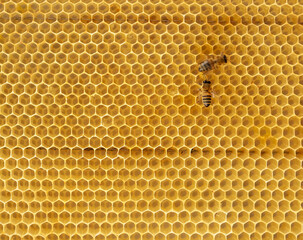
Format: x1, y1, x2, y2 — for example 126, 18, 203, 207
197, 80, 213, 107
198, 52, 227, 74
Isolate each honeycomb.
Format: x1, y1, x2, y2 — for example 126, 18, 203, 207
0, 0, 303, 239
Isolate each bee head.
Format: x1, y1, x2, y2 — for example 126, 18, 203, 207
203, 80, 211, 84
204, 103, 211, 107
223, 55, 227, 63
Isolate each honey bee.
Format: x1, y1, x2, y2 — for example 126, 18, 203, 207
197, 80, 213, 107
198, 53, 227, 74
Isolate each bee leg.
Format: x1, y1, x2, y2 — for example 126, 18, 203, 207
203, 74, 209, 82
195, 76, 204, 86
207, 54, 214, 61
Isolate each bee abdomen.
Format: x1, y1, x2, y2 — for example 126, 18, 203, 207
199, 61, 213, 72
202, 95, 212, 107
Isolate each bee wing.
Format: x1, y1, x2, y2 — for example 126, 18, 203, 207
196, 94, 203, 104
210, 89, 216, 98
